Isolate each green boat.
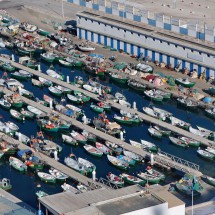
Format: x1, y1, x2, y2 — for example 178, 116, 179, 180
140, 140, 158, 153
106, 172, 124, 187
148, 127, 162, 138
175, 183, 200, 197
48, 86, 62, 97
109, 72, 128, 84
37, 119, 59, 133
120, 173, 145, 185
67, 94, 83, 104
137, 172, 160, 184
175, 78, 195, 88
113, 115, 135, 125
153, 126, 171, 136
0, 62, 15, 72
65, 57, 83, 67
83, 144, 103, 157
205, 108, 215, 120
11, 100, 24, 108
206, 176, 215, 186
49, 168, 69, 181
20, 109, 34, 119
41, 52, 56, 63
17, 46, 35, 56
178, 136, 200, 147
146, 167, 165, 180
127, 79, 146, 93
0, 98, 11, 109
169, 136, 189, 148
207, 87, 215, 96
197, 149, 214, 160
37, 28, 50, 36
74, 91, 90, 102
11, 71, 32, 81
97, 102, 111, 111
144, 90, 163, 102
107, 155, 129, 170
90, 104, 104, 113
62, 134, 78, 146
0, 178, 12, 191
9, 109, 25, 121
59, 59, 73, 67
9, 156, 27, 172
36, 190, 48, 198
64, 157, 86, 175
82, 130, 96, 142
37, 172, 56, 183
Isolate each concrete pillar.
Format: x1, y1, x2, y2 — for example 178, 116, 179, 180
49, 100, 53, 109
82, 115, 87, 124
92, 169, 96, 181
53, 150, 58, 161
120, 131, 124, 140
150, 153, 154, 166
67, 75, 70, 83
38, 64, 41, 72
133, 101, 136, 110
18, 132, 21, 142
11, 54, 15, 62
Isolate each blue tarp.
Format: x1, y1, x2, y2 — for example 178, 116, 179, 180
88, 53, 104, 59
63, 109, 74, 117
17, 149, 33, 158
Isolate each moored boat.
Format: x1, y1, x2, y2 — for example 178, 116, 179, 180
120, 173, 145, 185
177, 97, 199, 110
9, 109, 25, 121
9, 156, 27, 172
49, 168, 69, 181
0, 98, 11, 109
83, 144, 103, 157
70, 130, 87, 144
146, 167, 165, 180
169, 136, 189, 148
37, 28, 50, 36
206, 176, 215, 186
106, 172, 124, 187
64, 157, 86, 175
140, 139, 158, 152
153, 125, 171, 136
144, 90, 163, 102
0, 178, 12, 190
37, 172, 56, 183
123, 150, 143, 162
197, 149, 214, 160
148, 126, 162, 138
109, 72, 128, 84
175, 78, 195, 88
137, 172, 160, 184
95, 142, 112, 155
62, 134, 78, 146
36, 190, 48, 198
90, 103, 104, 113
205, 108, 215, 120
48, 86, 62, 97
107, 155, 129, 170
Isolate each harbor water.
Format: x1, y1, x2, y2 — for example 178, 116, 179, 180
0, 48, 214, 209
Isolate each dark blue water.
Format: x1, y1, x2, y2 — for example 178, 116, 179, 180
0, 48, 214, 210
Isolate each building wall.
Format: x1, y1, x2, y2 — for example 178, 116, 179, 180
77, 15, 215, 78
168, 204, 185, 215
121, 202, 169, 215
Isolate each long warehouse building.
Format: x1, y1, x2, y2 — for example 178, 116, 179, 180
76, 10, 215, 79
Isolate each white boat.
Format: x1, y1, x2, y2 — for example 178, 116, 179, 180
205, 147, 215, 156
42, 139, 62, 152
124, 67, 137, 76
61, 183, 80, 193
170, 116, 190, 129
49, 168, 69, 181
136, 63, 153, 73
77, 44, 95, 52
37, 172, 56, 183
152, 107, 172, 118
0, 98, 11, 109
48, 86, 62, 96
32, 78, 43, 87
107, 155, 129, 170
118, 99, 131, 108
189, 127, 208, 138
0, 38, 5, 48
115, 92, 126, 101
27, 105, 46, 116
55, 85, 71, 94
129, 139, 142, 149
62, 134, 77, 146
39, 77, 52, 86
46, 69, 63, 80
66, 104, 83, 115
78, 158, 96, 172
197, 126, 213, 135
123, 150, 143, 162
4, 79, 24, 90
141, 139, 157, 151
64, 157, 86, 174
14, 132, 30, 144
82, 84, 99, 94
59, 59, 72, 67
5, 121, 19, 131
142, 107, 157, 118
95, 142, 111, 154
22, 23, 38, 32
18, 88, 34, 98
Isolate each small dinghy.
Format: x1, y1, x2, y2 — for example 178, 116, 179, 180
81, 130, 96, 142
142, 107, 157, 118
189, 127, 209, 138
95, 142, 112, 155
90, 103, 104, 113
39, 77, 52, 86
5, 121, 19, 131
118, 99, 131, 108
37, 172, 56, 183
62, 134, 78, 146
78, 157, 96, 173
153, 125, 171, 136
27, 105, 46, 116
18, 88, 34, 98
115, 92, 126, 101
107, 172, 124, 187
41, 52, 56, 63
109, 72, 128, 84
59, 59, 73, 67
127, 79, 146, 93
169, 136, 189, 148
177, 97, 199, 110
205, 147, 215, 156
55, 85, 71, 94
48, 86, 62, 97
123, 150, 143, 162
77, 44, 95, 52
175, 78, 195, 88
32, 78, 43, 88
64, 157, 86, 174
148, 126, 162, 138
140, 140, 158, 152
144, 90, 163, 102
120, 173, 145, 185
61, 183, 80, 193
9, 109, 24, 121
205, 108, 215, 120
11, 70, 32, 80
20, 109, 34, 119
46, 69, 63, 81
197, 149, 214, 160
107, 155, 129, 170
67, 94, 83, 104
83, 84, 99, 94
177, 136, 200, 147
9, 156, 27, 172
116, 154, 136, 166
49, 168, 69, 181
36, 190, 49, 198
169, 116, 190, 130
206, 176, 215, 186
83, 144, 103, 157
70, 130, 87, 144
0, 98, 11, 109
146, 167, 165, 180
137, 172, 161, 184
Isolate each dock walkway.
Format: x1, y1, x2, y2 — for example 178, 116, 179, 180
1, 87, 203, 177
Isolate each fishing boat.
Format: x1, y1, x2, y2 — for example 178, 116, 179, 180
41, 139, 62, 153
32, 78, 43, 88
62, 134, 78, 146
152, 107, 173, 119
0, 151, 4, 159
115, 92, 126, 101
17, 149, 44, 170
0, 140, 18, 155
9, 109, 25, 121
4, 121, 18, 132
78, 157, 96, 173
189, 127, 209, 138
39, 77, 52, 87
109, 72, 128, 84
14, 132, 30, 144
49, 168, 69, 181
144, 90, 163, 102
70, 130, 87, 144
46, 69, 63, 81
27, 106, 46, 117
177, 97, 199, 110
106, 172, 124, 187
137, 172, 161, 184
77, 184, 89, 193
64, 157, 86, 175
0, 178, 12, 190
36, 190, 48, 198
5, 41, 14, 49
205, 147, 215, 156
123, 150, 143, 162
77, 44, 95, 52
81, 130, 96, 142
97, 101, 111, 111
140, 139, 158, 152
116, 154, 136, 166
142, 107, 157, 118
105, 141, 123, 155
120, 173, 145, 185
90, 103, 104, 113
127, 79, 146, 93
146, 167, 165, 180
67, 94, 83, 104
20, 109, 34, 119
9, 156, 27, 172
88, 79, 111, 93
175, 183, 200, 197
19, 56, 38, 69
169, 116, 190, 130
66, 104, 84, 117
4, 79, 24, 90
136, 63, 153, 73
41, 52, 56, 63
197, 126, 214, 140
206, 176, 215, 186
37, 172, 56, 183
37, 28, 50, 36
22, 23, 38, 32
66, 57, 83, 67
118, 100, 131, 108
59, 59, 73, 67
0, 61, 15, 72
83, 145, 103, 157
153, 90, 171, 99
95, 142, 112, 155
178, 136, 200, 147
148, 126, 162, 138
11, 70, 32, 80
61, 183, 80, 193
175, 78, 195, 88
37, 119, 59, 132
74, 91, 90, 102
153, 125, 171, 136
55, 85, 71, 94
18, 88, 34, 99
0, 98, 11, 109
107, 155, 129, 170
205, 108, 215, 120
48, 86, 62, 97
17, 45, 35, 56
169, 136, 189, 148
197, 149, 214, 160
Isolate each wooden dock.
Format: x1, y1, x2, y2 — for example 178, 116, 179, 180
1, 87, 203, 177
0, 132, 104, 189
0, 57, 213, 148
